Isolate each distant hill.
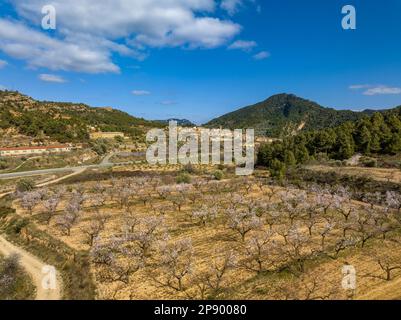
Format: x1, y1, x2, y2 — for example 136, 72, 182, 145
0, 90, 161, 143
156, 119, 196, 127
204, 94, 378, 137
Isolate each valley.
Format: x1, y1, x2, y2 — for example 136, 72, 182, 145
1, 90, 401, 301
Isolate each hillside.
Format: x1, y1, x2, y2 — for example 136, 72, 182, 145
257, 105, 401, 177
0, 90, 161, 143
205, 94, 376, 137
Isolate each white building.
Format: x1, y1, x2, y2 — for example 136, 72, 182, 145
0, 145, 72, 157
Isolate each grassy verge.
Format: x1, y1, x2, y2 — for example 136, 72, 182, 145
0, 200, 96, 300
0, 253, 36, 300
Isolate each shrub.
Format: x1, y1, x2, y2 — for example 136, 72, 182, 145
0, 206, 15, 220
213, 170, 224, 181
16, 179, 35, 192
360, 157, 377, 168
269, 159, 286, 180
183, 163, 196, 174
7, 218, 29, 235
176, 173, 191, 184
0, 158, 8, 170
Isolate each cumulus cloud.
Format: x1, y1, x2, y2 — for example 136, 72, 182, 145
0, 19, 120, 73
39, 74, 67, 83
228, 40, 257, 52
363, 86, 401, 96
253, 51, 270, 60
0, 0, 242, 73
132, 90, 151, 96
0, 59, 8, 69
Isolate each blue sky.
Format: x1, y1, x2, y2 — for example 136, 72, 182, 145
1, 0, 401, 124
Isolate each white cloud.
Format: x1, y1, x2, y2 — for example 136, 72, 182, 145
221, 0, 257, 15
0, 59, 8, 69
160, 100, 177, 106
221, 0, 243, 15
363, 86, 401, 96
349, 84, 371, 90
228, 40, 257, 52
0, 85, 7, 90
0, 19, 120, 73
349, 84, 401, 96
0, 0, 242, 73
253, 51, 270, 60
132, 90, 151, 96
39, 74, 67, 83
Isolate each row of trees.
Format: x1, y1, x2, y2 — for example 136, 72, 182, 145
14, 175, 401, 299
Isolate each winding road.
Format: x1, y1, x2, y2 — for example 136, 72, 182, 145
0, 152, 138, 180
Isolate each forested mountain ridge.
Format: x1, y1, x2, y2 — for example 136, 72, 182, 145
205, 94, 378, 137
258, 105, 401, 177
0, 90, 161, 143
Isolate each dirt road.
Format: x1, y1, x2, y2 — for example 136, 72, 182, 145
0, 235, 62, 300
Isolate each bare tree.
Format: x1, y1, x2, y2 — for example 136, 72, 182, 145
312, 189, 333, 217
281, 225, 314, 273
192, 250, 236, 299
333, 194, 355, 222
279, 190, 307, 224
55, 212, 75, 236
192, 205, 218, 226
226, 209, 262, 241
240, 231, 277, 274
120, 215, 165, 259
168, 194, 186, 212
137, 189, 151, 206
275, 272, 340, 300
264, 205, 281, 231
20, 191, 41, 215
386, 191, 401, 215
82, 219, 104, 246
155, 238, 194, 292
43, 194, 61, 224
365, 242, 401, 281
121, 210, 139, 234
363, 192, 383, 209
261, 186, 280, 202
91, 237, 143, 285
116, 186, 134, 209
304, 214, 319, 237
328, 237, 358, 259
353, 211, 376, 248
318, 220, 336, 250
156, 185, 173, 200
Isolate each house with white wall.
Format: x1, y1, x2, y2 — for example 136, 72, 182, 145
0, 145, 72, 157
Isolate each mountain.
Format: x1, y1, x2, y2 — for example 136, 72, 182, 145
0, 90, 161, 143
156, 119, 196, 127
204, 94, 378, 137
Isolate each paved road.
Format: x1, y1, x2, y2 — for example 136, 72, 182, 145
0, 152, 136, 180
0, 235, 62, 300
